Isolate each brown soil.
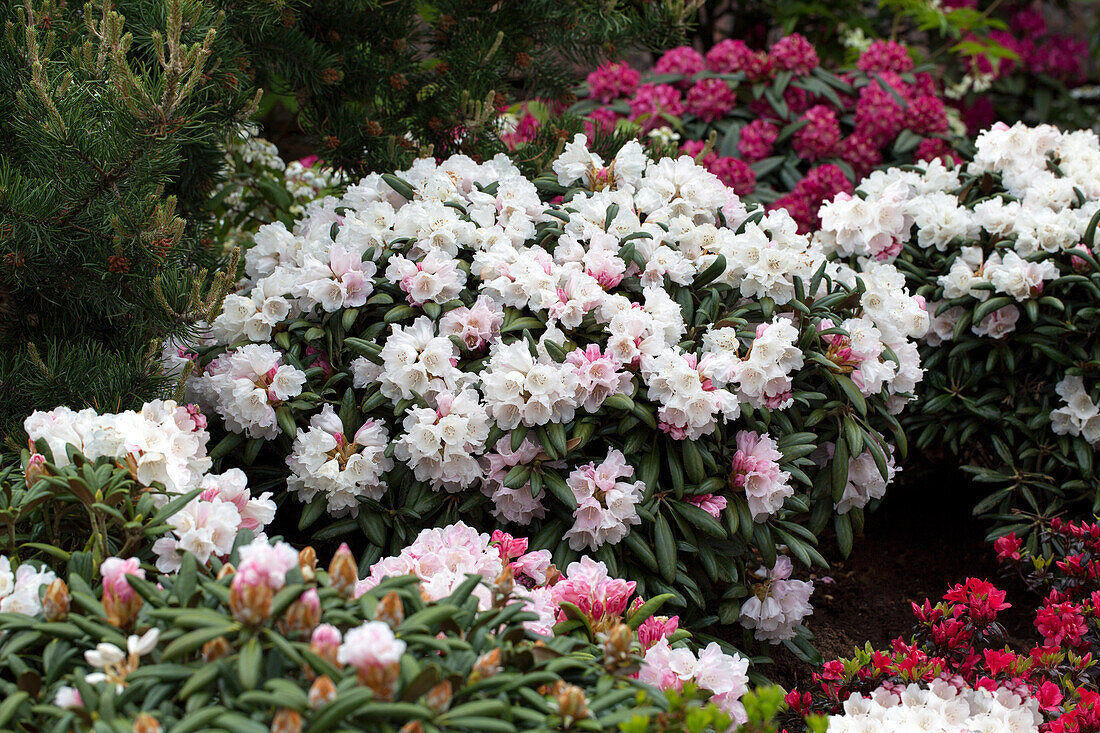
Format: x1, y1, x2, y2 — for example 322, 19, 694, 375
759, 458, 1037, 690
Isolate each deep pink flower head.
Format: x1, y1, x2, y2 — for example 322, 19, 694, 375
1032, 36, 1087, 85
685, 78, 737, 122
769, 193, 815, 234
1035, 680, 1063, 710
502, 108, 541, 149
793, 105, 840, 160
551, 556, 635, 621
768, 34, 819, 75
687, 493, 727, 519
960, 97, 996, 135
857, 40, 914, 73
298, 155, 320, 169
584, 108, 619, 138
738, 119, 779, 162
854, 83, 905, 147
914, 137, 953, 163
1011, 7, 1047, 37
629, 84, 684, 132
707, 157, 755, 195
1036, 602, 1087, 648
586, 61, 641, 103
655, 46, 705, 87
490, 530, 529, 561
706, 40, 771, 80
101, 557, 145, 604
942, 578, 1010, 625
839, 134, 883, 179
637, 612, 680, 649
982, 648, 1016, 675
993, 532, 1022, 562
909, 94, 948, 135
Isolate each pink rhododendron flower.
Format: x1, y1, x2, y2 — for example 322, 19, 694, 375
857, 40, 914, 73
551, 556, 635, 621
686, 493, 727, 519
337, 620, 406, 670
586, 61, 641, 102
768, 34, 819, 75
101, 557, 144, 604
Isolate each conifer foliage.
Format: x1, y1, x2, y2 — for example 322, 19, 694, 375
0, 0, 258, 438
225, 0, 694, 176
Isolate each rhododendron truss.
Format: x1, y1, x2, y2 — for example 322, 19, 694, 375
816, 121, 1100, 536
554, 37, 959, 232
181, 141, 927, 637
784, 573, 1097, 732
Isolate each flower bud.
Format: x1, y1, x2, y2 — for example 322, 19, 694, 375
298, 547, 317, 582
556, 684, 590, 725
216, 562, 236, 581
374, 591, 404, 630
279, 588, 321, 636
469, 647, 503, 684
229, 574, 272, 626
309, 624, 342, 668
202, 636, 232, 662
133, 713, 161, 733
398, 723, 423, 733
603, 621, 633, 673
493, 564, 514, 606
101, 557, 145, 629
328, 543, 358, 596
425, 680, 452, 713
43, 579, 70, 622
358, 663, 401, 701
270, 709, 302, 733
309, 675, 337, 708
24, 452, 48, 488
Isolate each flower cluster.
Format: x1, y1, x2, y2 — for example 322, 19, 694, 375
24, 400, 211, 496
187, 140, 924, 634
829, 681, 1042, 733
0, 555, 57, 616
287, 405, 392, 515
564, 449, 645, 550
639, 638, 751, 723
192, 344, 307, 439
739, 556, 814, 642
153, 469, 276, 572
819, 122, 1100, 530
1051, 376, 1100, 448
565, 35, 957, 230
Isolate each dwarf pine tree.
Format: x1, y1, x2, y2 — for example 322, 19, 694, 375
0, 0, 258, 440
220, 0, 696, 177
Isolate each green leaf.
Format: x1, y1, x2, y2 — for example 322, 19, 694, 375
162, 624, 239, 661
834, 513, 854, 557
237, 638, 262, 691
626, 593, 676, 628
654, 513, 677, 583
382, 174, 417, 200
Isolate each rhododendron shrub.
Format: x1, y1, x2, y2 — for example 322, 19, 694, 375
816, 122, 1100, 536
0, 534, 756, 731
185, 142, 927, 634
785, 575, 1097, 732
565, 36, 958, 231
